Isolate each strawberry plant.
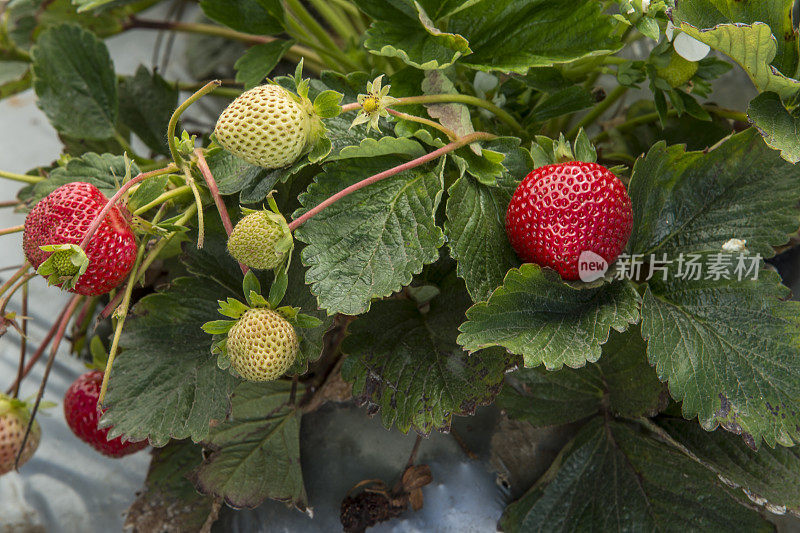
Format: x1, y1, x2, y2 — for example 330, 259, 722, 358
1, 0, 800, 530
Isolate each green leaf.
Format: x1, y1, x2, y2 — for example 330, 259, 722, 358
500, 419, 773, 532
447, 0, 621, 73
671, 0, 798, 78
661, 417, 800, 513
499, 326, 666, 426
421, 70, 474, 141
0, 61, 31, 100
295, 155, 445, 315
126, 440, 216, 531
459, 264, 640, 369
355, 0, 471, 70
445, 138, 532, 301
128, 175, 169, 213
234, 40, 295, 90
312, 89, 343, 119
32, 24, 118, 140
118, 66, 178, 156
204, 147, 281, 204
628, 129, 800, 258
341, 266, 511, 435
671, 19, 800, 101
267, 268, 287, 308
200, 0, 283, 35
747, 91, 800, 164
528, 85, 595, 122
20, 152, 135, 208
327, 136, 426, 161
242, 270, 261, 303
192, 381, 306, 510
642, 267, 800, 448
279, 246, 333, 375
356, 0, 621, 73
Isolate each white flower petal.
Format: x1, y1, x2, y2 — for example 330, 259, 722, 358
665, 20, 675, 41
674, 32, 710, 61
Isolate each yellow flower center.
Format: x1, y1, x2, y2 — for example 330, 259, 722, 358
362, 97, 379, 113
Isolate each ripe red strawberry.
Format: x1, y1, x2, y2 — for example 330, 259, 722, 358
63, 371, 147, 458
505, 162, 633, 281
23, 182, 137, 296
0, 395, 40, 475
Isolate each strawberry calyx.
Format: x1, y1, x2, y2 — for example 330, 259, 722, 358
288, 60, 342, 164
36, 243, 90, 291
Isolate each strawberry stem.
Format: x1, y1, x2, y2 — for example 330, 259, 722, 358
78, 164, 177, 251
194, 149, 248, 274
288, 131, 497, 231
340, 94, 525, 136
0, 263, 30, 300
182, 167, 206, 249
167, 80, 221, 170
125, 17, 324, 71
386, 108, 457, 140
98, 236, 149, 407
16, 294, 83, 469
5, 296, 76, 396
132, 184, 192, 215
11, 284, 28, 399
0, 169, 43, 184
0, 224, 24, 237
0, 273, 35, 315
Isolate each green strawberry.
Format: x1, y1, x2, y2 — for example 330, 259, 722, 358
215, 84, 315, 169
227, 308, 299, 381
656, 51, 699, 88
227, 208, 293, 270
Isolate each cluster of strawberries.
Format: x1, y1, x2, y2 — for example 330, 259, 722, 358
2, 81, 632, 475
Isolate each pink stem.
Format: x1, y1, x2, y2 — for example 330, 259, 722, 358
0, 224, 24, 236
341, 102, 360, 113
5, 295, 78, 395
288, 132, 495, 231
78, 165, 176, 250
194, 149, 247, 275
16, 295, 82, 469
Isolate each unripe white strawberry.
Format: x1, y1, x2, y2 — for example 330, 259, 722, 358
227, 308, 299, 381
215, 84, 314, 169
0, 396, 40, 475
227, 209, 293, 270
